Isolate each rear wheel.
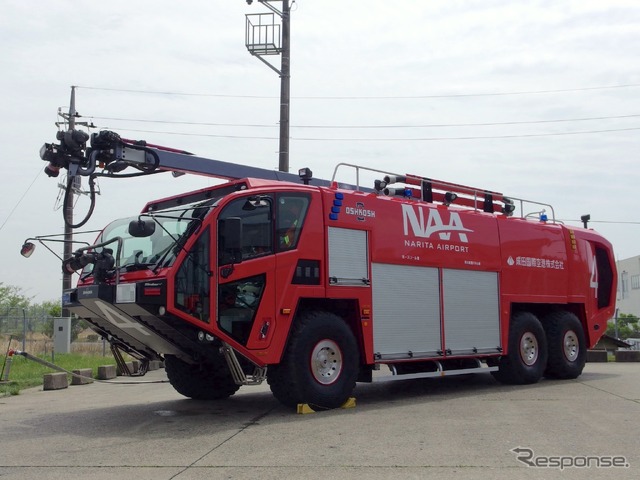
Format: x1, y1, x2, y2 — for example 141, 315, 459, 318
492, 312, 547, 385
164, 354, 240, 400
268, 311, 359, 410
543, 311, 586, 379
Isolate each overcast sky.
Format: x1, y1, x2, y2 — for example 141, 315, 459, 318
0, 0, 639, 303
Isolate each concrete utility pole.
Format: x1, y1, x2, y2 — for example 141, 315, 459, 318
279, 0, 291, 174
245, 0, 291, 173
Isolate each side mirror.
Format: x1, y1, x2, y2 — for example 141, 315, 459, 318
20, 242, 36, 258
129, 219, 156, 238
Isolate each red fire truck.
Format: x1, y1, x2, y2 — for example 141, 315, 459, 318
36, 130, 617, 409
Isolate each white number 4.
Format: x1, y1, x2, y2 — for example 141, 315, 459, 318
590, 254, 598, 298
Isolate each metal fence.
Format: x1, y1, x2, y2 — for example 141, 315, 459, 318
0, 306, 107, 356
1, 306, 51, 350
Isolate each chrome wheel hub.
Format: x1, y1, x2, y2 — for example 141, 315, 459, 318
563, 330, 579, 362
520, 331, 539, 366
311, 339, 343, 385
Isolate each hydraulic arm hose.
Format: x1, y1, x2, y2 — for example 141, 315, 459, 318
63, 174, 96, 229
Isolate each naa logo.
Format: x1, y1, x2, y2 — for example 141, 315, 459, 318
402, 204, 472, 242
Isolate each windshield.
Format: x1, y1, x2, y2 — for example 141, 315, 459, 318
83, 200, 216, 275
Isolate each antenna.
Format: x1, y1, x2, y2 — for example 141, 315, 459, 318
245, 0, 291, 174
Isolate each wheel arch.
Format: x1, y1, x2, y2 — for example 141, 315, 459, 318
293, 297, 365, 365
492, 310, 549, 384
510, 302, 590, 341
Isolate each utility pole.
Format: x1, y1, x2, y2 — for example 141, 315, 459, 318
279, 0, 290, 174
245, 0, 291, 173
62, 86, 76, 319
57, 87, 93, 316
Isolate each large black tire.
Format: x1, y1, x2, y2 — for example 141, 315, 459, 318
164, 354, 240, 400
543, 311, 587, 379
267, 311, 359, 410
492, 312, 548, 385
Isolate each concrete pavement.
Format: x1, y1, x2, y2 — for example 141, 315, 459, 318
0, 362, 638, 479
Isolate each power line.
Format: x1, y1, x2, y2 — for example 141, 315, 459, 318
87, 113, 640, 129
91, 116, 277, 129
75, 82, 640, 100
0, 169, 42, 233
108, 126, 640, 141
562, 220, 640, 225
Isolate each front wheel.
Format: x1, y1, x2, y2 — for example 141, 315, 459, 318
492, 312, 548, 385
268, 311, 359, 410
164, 354, 240, 400
543, 311, 586, 379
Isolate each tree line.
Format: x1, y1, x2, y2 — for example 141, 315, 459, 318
0, 282, 85, 341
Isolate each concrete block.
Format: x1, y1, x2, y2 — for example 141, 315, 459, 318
116, 361, 135, 376
614, 350, 640, 362
148, 360, 162, 371
43, 372, 68, 391
97, 365, 117, 380
71, 368, 94, 385
131, 360, 140, 373
586, 350, 608, 363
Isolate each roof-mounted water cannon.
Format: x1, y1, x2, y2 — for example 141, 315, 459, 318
383, 175, 406, 185
443, 192, 458, 206
502, 197, 516, 216
581, 214, 590, 229
383, 187, 414, 198
374, 174, 412, 197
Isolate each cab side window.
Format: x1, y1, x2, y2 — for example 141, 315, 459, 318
175, 228, 211, 323
218, 196, 273, 264
277, 194, 310, 251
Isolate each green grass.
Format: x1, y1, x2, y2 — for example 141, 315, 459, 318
0, 353, 116, 396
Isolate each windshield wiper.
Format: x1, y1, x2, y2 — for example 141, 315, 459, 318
151, 245, 176, 273
151, 218, 203, 274
120, 251, 155, 272
122, 262, 155, 272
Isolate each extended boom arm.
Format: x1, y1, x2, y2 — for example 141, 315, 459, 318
40, 130, 332, 227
